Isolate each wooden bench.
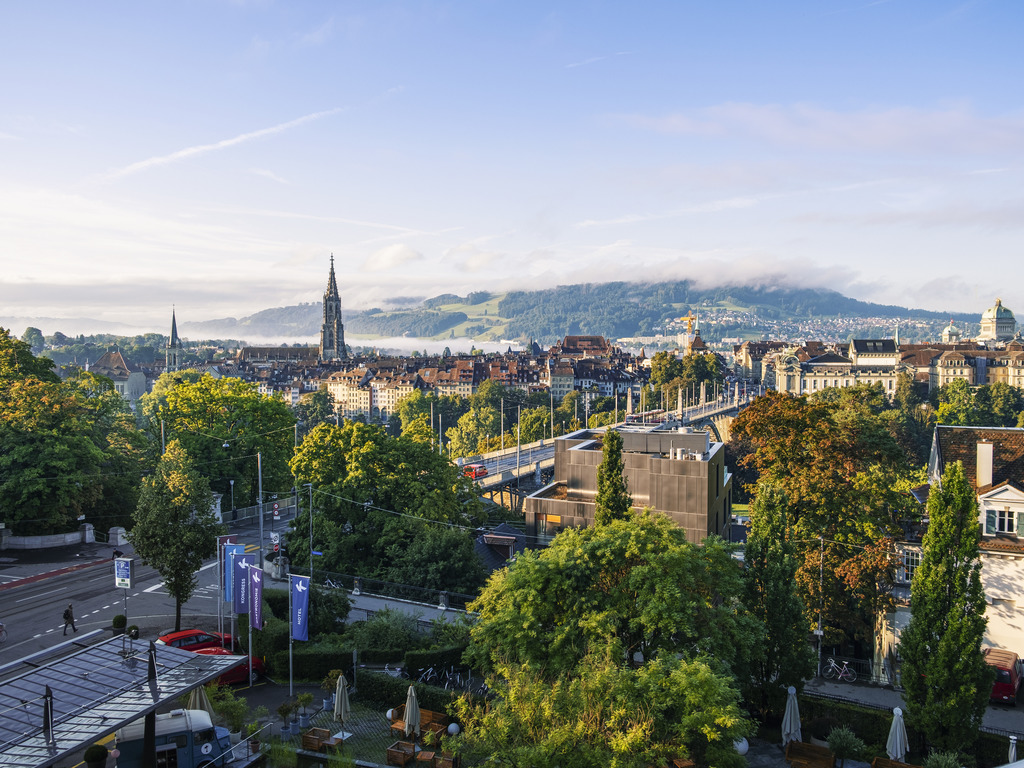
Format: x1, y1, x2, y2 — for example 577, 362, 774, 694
386, 740, 416, 766
785, 741, 836, 768
871, 758, 914, 768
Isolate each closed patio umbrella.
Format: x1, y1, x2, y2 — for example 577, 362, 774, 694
187, 684, 217, 721
886, 707, 908, 762
403, 685, 421, 739
334, 674, 351, 724
781, 686, 801, 746
1010, 736, 1017, 764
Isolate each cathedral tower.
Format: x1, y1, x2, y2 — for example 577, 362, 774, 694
320, 255, 347, 361
166, 307, 182, 372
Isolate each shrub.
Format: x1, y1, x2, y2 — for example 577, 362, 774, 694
404, 644, 469, 679
808, 716, 841, 741
112, 614, 127, 629
828, 726, 866, 768
357, 670, 464, 715
209, 683, 248, 733
345, 609, 424, 652
923, 752, 961, 768
83, 744, 108, 761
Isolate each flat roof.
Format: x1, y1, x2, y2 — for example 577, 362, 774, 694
0, 635, 243, 767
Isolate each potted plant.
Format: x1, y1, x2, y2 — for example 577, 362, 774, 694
83, 743, 109, 768
210, 684, 248, 743
322, 669, 343, 710
111, 615, 127, 635
277, 700, 295, 738
827, 725, 865, 768
296, 692, 314, 728
245, 721, 262, 755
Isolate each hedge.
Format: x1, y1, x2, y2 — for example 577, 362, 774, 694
356, 670, 466, 716
403, 644, 469, 679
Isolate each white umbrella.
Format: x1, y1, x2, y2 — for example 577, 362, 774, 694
1010, 736, 1017, 764
187, 684, 217, 722
334, 674, 351, 724
886, 707, 909, 762
403, 685, 421, 739
781, 686, 801, 746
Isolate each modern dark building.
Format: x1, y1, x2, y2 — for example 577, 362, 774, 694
523, 424, 733, 544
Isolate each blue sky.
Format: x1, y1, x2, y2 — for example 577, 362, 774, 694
2, 1, 1022, 335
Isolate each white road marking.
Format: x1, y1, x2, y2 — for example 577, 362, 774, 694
16, 587, 66, 602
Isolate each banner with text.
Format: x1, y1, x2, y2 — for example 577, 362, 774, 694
233, 554, 255, 615
223, 544, 244, 602
248, 563, 263, 630
290, 575, 310, 641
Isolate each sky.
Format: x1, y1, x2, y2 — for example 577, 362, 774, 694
2, 0, 1023, 336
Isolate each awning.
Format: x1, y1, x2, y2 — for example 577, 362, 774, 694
0, 635, 244, 767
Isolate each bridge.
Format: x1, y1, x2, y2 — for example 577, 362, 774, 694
672, 385, 763, 442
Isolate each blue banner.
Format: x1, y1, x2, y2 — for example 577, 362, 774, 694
233, 554, 255, 615
291, 575, 310, 641
223, 544, 244, 602
248, 563, 263, 630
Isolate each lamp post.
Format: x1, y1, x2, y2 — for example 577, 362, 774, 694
306, 483, 314, 579
257, 452, 264, 569
229, 479, 235, 521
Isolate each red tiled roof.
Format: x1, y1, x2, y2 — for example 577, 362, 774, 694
935, 426, 1024, 488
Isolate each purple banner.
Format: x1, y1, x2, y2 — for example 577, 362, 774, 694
233, 554, 255, 615
291, 575, 310, 641
248, 563, 263, 630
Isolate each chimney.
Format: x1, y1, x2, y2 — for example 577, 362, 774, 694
977, 441, 994, 488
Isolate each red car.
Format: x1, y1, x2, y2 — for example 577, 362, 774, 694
156, 629, 234, 652
194, 647, 265, 685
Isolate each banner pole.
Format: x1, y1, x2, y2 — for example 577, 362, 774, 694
247, 562, 254, 690
288, 572, 294, 696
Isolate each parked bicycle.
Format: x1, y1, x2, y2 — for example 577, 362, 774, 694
418, 666, 439, 684
384, 663, 408, 679
823, 657, 858, 683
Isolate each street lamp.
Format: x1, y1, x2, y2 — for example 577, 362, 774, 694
229, 479, 235, 519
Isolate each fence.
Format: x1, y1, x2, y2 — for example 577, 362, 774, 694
316, 570, 478, 613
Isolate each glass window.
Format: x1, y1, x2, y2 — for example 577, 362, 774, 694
899, 550, 920, 583
998, 507, 1016, 534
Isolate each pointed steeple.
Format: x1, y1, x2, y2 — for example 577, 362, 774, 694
166, 306, 182, 372
170, 307, 180, 346
320, 254, 347, 361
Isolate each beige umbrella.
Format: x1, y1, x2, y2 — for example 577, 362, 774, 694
886, 707, 909, 762
781, 686, 801, 746
187, 684, 217, 721
1010, 736, 1017, 764
403, 685, 421, 739
334, 674, 351, 724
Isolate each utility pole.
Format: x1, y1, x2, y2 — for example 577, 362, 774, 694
257, 452, 264, 569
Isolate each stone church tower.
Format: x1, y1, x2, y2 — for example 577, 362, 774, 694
166, 308, 182, 371
320, 255, 347, 361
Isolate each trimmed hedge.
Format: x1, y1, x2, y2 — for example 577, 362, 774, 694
356, 670, 465, 716
403, 644, 469, 679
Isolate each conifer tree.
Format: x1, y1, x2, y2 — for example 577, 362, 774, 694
595, 429, 632, 525
899, 461, 991, 753
742, 482, 815, 717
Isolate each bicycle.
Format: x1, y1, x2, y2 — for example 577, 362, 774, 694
418, 666, 438, 684
384, 663, 408, 679
823, 657, 858, 683
323, 577, 340, 590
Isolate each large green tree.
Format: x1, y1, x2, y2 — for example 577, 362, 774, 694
293, 385, 336, 437
742, 482, 816, 718
288, 422, 486, 591
129, 441, 224, 630
899, 462, 991, 754
595, 429, 632, 525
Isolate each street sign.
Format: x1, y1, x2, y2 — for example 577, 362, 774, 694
273, 502, 280, 520
114, 557, 134, 589
273, 502, 279, 510
273, 543, 280, 553
270, 533, 280, 544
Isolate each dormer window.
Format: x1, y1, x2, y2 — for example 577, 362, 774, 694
998, 506, 1016, 534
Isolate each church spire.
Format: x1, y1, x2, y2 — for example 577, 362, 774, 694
320, 254, 347, 361
166, 306, 182, 372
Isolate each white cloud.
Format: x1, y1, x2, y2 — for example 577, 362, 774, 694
621, 103, 1024, 154
362, 244, 423, 271
103, 108, 343, 180
250, 168, 291, 184
297, 17, 335, 47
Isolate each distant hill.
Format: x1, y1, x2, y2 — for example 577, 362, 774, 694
179, 280, 978, 345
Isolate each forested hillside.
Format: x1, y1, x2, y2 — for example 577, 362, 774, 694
182, 280, 975, 343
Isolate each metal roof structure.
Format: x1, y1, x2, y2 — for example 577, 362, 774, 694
0, 635, 244, 767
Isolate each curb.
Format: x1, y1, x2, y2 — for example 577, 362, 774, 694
0, 558, 110, 592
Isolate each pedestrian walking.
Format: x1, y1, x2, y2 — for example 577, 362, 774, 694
63, 603, 77, 635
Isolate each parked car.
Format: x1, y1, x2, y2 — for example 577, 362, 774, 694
156, 629, 234, 652
194, 647, 265, 685
983, 647, 1022, 705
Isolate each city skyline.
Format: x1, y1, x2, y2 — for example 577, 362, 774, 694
2, 1, 1022, 332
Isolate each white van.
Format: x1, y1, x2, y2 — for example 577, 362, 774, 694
116, 708, 234, 767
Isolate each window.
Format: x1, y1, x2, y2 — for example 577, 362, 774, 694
998, 507, 1016, 534
899, 550, 921, 583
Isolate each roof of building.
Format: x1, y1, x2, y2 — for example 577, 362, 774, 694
852, 339, 897, 354
474, 523, 528, 573
933, 425, 1024, 489
982, 298, 1015, 320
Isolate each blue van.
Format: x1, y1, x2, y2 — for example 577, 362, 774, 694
116, 708, 235, 767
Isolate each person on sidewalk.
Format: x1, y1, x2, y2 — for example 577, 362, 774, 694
63, 603, 77, 635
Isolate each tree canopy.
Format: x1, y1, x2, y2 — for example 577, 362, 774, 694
594, 429, 631, 525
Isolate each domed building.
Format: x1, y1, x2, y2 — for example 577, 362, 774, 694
978, 298, 1017, 343
941, 319, 961, 344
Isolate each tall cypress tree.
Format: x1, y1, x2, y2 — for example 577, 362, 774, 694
899, 461, 992, 753
595, 429, 632, 525
742, 482, 815, 718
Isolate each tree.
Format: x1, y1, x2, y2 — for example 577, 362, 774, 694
129, 441, 223, 630
20, 327, 45, 354
0, 327, 59, 383
899, 462, 991, 754
594, 429, 631, 525
445, 405, 500, 458
453, 653, 752, 768
742, 482, 816, 718
294, 385, 335, 436
933, 378, 978, 426
468, 511, 757, 677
